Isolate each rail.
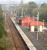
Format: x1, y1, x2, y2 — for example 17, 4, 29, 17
11, 17, 37, 50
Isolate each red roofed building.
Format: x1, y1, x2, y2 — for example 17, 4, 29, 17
19, 16, 44, 32
30, 21, 44, 32
19, 16, 36, 27
30, 21, 44, 26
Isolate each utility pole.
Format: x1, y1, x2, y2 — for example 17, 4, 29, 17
21, 0, 23, 17
43, 20, 45, 40
5, 11, 6, 31
37, 7, 40, 40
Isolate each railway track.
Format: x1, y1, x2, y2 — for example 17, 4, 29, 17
6, 14, 29, 50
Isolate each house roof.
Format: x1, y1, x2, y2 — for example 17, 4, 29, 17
30, 21, 44, 26
19, 16, 31, 23
19, 16, 44, 26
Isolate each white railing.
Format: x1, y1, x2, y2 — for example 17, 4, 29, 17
11, 17, 37, 50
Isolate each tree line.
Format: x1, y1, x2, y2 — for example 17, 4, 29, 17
15, 2, 47, 22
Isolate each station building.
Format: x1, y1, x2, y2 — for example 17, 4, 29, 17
30, 21, 44, 32
19, 16, 44, 32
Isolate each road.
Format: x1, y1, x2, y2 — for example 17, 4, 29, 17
5, 13, 29, 50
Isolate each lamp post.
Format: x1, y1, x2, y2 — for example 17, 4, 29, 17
37, 12, 39, 40
43, 20, 45, 40
21, 0, 23, 17
5, 11, 6, 31
37, 6, 40, 40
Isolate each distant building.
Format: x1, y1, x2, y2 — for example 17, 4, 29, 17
19, 16, 44, 32
19, 16, 36, 26
19, 16, 31, 26
30, 21, 44, 32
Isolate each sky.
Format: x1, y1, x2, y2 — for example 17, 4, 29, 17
0, 0, 47, 4
24, 0, 47, 4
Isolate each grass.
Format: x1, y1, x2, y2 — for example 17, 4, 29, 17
0, 36, 11, 48
0, 24, 5, 38
0, 16, 12, 50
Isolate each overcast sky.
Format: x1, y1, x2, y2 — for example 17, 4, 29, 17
0, 0, 47, 4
